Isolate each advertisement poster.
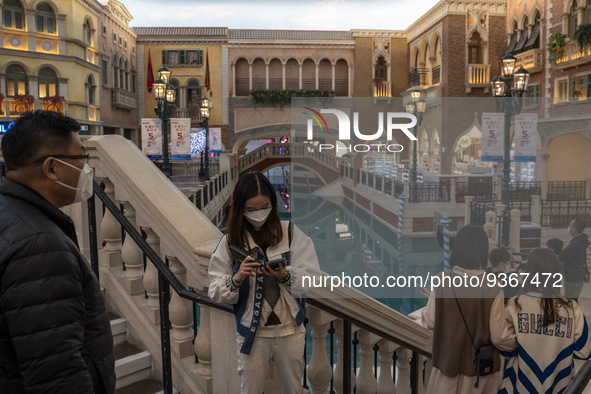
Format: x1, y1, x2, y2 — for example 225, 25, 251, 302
514, 113, 538, 162
209, 127, 222, 153
141, 118, 162, 160
170, 118, 191, 160
481, 112, 504, 162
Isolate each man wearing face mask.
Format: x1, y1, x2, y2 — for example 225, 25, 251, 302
560, 218, 590, 302
0, 111, 115, 393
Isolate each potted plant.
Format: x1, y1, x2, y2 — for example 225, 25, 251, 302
547, 32, 567, 63
42, 95, 66, 112
575, 23, 591, 52
13, 94, 35, 112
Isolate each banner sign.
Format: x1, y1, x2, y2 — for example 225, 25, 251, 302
209, 127, 222, 153
141, 118, 162, 160
481, 113, 504, 162
170, 118, 191, 160
514, 113, 538, 162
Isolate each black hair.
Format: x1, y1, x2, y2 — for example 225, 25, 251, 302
572, 218, 586, 234
515, 248, 572, 326
226, 172, 283, 252
450, 225, 489, 270
546, 238, 564, 255
488, 248, 511, 267
1, 110, 80, 170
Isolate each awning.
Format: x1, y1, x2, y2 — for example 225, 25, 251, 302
524, 24, 540, 51
513, 30, 528, 53
506, 33, 518, 54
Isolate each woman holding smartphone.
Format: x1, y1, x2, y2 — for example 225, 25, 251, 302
208, 172, 320, 394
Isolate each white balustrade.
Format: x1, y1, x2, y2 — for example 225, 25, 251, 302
99, 178, 122, 268
169, 256, 195, 358
333, 320, 356, 394
194, 305, 212, 377
395, 347, 412, 394
377, 339, 396, 394
120, 201, 145, 294
356, 329, 380, 394
142, 227, 161, 324
307, 306, 336, 394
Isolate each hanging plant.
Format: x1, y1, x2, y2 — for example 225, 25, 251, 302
14, 94, 35, 105
574, 23, 591, 53
42, 95, 66, 113
249, 89, 335, 108
547, 33, 567, 63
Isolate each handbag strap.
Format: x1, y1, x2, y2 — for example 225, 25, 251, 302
451, 283, 478, 353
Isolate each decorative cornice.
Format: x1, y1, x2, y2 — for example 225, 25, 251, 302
350, 30, 406, 38
76, 0, 103, 16
406, 0, 506, 41
0, 48, 101, 73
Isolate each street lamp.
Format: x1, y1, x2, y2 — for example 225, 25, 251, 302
153, 66, 176, 178
198, 96, 213, 181
490, 53, 530, 209
404, 87, 427, 183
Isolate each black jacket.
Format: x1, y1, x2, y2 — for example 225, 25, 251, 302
0, 180, 115, 393
560, 233, 590, 283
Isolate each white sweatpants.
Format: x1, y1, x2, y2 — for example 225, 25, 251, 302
236, 331, 305, 394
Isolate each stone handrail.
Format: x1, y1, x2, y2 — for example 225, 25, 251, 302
76, 135, 433, 393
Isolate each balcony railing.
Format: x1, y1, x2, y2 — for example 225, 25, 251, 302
515, 48, 544, 73
555, 40, 591, 69
408, 68, 428, 87
111, 88, 137, 110
466, 64, 490, 85
431, 65, 441, 85
373, 79, 392, 97
173, 103, 204, 123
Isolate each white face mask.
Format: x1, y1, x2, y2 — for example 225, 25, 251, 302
53, 158, 94, 204
244, 208, 272, 227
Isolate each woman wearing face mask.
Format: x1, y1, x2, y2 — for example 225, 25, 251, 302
208, 172, 321, 394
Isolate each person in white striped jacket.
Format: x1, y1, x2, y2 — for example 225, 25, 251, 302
499, 247, 591, 393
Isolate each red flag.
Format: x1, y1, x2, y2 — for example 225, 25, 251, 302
147, 49, 154, 93
204, 49, 211, 95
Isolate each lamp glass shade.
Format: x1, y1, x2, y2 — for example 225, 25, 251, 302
201, 97, 210, 109
513, 67, 530, 91
165, 87, 176, 103
410, 87, 422, 102
200, 107, 210, 118
416, 99, 427, 113
158, 66, 171, 84
501, 53, 516, 78
405, 102, 416, 114
153, 78, 166, 100
491, 76, 506, 97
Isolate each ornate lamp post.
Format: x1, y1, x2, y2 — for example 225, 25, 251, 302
198, 97, 213, 181
404, 87, 427, 183
490, 53, 530, 208
153, 66, 176, 178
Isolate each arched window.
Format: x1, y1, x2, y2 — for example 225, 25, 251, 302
119, 57, 125, 90
38, 67, 58, 98
83, 17, 92, 44
524, 11, 541, 51
6, 64, 27, 96
124, 60, 129, 91
3, 0, 25, 30
36, 2, 55, 34
86, 75, 96, 105
507, 21, 519, 53
468, 32, 482, 64
570, 0, 578, 38
375, 56, 386, 80
113, 55, 119, 88
187, 79, 201, 105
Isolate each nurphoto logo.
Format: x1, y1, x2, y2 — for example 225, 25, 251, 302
303, 107, 417, 153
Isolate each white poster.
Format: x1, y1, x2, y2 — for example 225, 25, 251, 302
481, 113, 504, 162
514, 113, 538, 162
209, 127, 222, 153
141, 118, 162, 160
170, 118, 191, 160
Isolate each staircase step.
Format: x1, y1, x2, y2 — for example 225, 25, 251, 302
114, 342, 152, 389
115, 378, 162, 394
110, 318, 127, 345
